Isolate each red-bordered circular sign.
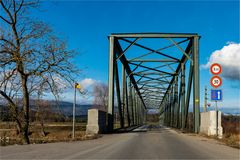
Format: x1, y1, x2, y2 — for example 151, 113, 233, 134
210, 76, 222, 88
210, 63, 222, 75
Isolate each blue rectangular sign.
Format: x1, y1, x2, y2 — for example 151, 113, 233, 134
211, 89, 223, 101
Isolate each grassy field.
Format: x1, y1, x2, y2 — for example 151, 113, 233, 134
0, 122, 94, 146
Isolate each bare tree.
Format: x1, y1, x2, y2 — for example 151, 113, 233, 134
0, 0, 79, 144
92, 83, 108, 112
34, 95, 52, 137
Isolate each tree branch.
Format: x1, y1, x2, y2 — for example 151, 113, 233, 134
0, 89, 16, 108
0, 1, 14, 24
0, 15, 12, 24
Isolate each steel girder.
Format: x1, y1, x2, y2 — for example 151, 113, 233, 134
108, 33, 200, 133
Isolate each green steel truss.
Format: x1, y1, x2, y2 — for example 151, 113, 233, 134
108, 33, 200, 133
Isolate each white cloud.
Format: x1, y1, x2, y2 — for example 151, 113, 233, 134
79, 78, 96, 89
202, 42, 240, 80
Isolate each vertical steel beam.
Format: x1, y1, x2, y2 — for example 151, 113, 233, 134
128, 78, 133, 126
122, 64, 126, 127
134, 92, 137, 125
170, 89, 172, 127
167, 93, 170, 126
141, 103, 144, 124
181, 63, 186, 130
136, 97, 139, 125
167, 95, 170, 126
125, 77, 131, 127
138, 98, 140, 125
108, 36, 115, 132
193, 36, 200, 133
164, 99, 167, 125
137, 96, 139, 125
171, 86, 174, 127
139, 98, 141, 124
177, 74, 182, 129
174, 76, 178, 128
132, 87, 135, 125
166, 98, 169, 126
115, 61, 124, 128
184, 63, 193, 129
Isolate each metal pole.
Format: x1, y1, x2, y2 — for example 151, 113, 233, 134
72, 84, 76, 139
204, 86, 207, 112
216, 101, 218, 137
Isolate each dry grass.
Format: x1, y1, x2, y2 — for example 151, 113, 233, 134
221, 115, 240, 148
0, 122, 99, 146
221, 134, 240, 148
198, 115, 240, 149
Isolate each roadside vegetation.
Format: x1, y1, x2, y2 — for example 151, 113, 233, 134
221, 114, 240, 148
195, 114, 240, 149
0, 122, 90, 146
0, 104, 91, 146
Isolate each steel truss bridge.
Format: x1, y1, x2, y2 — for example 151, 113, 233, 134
107, 33, 200, 133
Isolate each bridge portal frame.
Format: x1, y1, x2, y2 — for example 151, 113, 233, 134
108, 33, 200, 133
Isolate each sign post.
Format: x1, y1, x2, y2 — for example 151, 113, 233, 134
210, 63, 222, 137
72, 83, 81, 140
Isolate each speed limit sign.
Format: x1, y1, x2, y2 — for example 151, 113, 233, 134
210, 63, 222, 75
210, 76, 222, 88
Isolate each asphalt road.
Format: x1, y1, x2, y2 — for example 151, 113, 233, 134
1, 126, 239, 159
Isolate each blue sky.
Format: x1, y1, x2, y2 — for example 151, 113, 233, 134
34, 0, 239, 109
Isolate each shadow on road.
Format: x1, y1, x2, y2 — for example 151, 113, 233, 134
110, 124, 173, 134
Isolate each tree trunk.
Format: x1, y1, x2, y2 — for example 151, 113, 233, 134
40, 120, 46, 137
21, 75, 30, 144
15, 117, 22, 134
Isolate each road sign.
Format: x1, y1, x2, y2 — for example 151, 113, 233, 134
211, 89, 223, 101
210, 76, 222, 88
75, 83, 81, 89
210, 63, 222, 75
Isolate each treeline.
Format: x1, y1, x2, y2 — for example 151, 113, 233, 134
0, 104, 88, 123
0, 104, 65, 122
147, 114, 159, 122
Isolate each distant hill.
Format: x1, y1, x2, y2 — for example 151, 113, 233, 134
0, 98, 97, 116
205, 107, 240, 115
57, 102, 95, 116
1, 98, 239, 116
